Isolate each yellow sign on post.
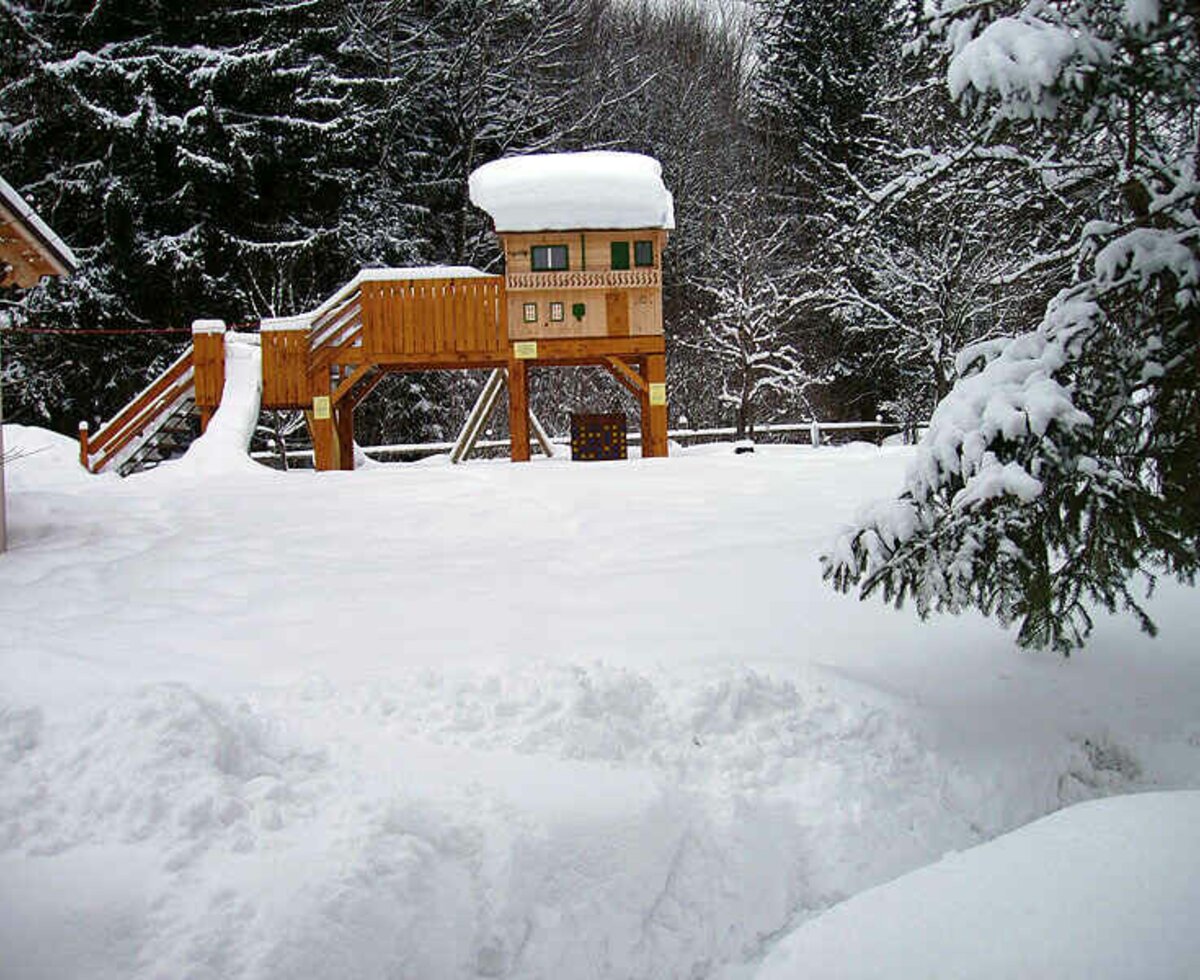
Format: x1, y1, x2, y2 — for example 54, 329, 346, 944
513, 341, 538, 360
649, 382, 667, 407
312, 395, 331, 420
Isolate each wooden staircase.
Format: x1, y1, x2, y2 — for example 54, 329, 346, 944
79, 324, 226, 476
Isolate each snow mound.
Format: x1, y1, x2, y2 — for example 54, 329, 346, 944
755, 790, 1200, 980
469, 151, 675, 232
1, 424, 94, 491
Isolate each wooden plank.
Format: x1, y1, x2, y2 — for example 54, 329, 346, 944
470, 283, 484, 352
292, 331, 308, 403
524, 336, 665, 361
434, 281, 447, 353
412, 282, 425, 353
360, 282, 376, 352
345, 369, 387, 410
603, 355, 648, 396
331, 362, 375, 405
425, 283, 437, 353
476, 283, 489, 350
457, 282, 471, 353
387, 283, 400, 353
401, 283, 414, 355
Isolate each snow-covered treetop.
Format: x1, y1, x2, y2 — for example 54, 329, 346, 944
468, 152, 675, 232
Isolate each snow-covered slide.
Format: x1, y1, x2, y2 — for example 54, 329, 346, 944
80, 324, 264, 479
166, 331, 263, 478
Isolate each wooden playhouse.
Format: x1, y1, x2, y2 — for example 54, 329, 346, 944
80, 151, 674, 474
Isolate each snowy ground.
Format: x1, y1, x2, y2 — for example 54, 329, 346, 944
1, 421, 1198, 979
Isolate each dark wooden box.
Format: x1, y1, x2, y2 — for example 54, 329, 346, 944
570, 413, 627, 461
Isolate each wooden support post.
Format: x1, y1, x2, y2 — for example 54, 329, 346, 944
451, 368, 506, 464
639, 353, 669, 458
308, 371, 339, 471
529, 408, 555, 458
191, 320, 227, 432
78, 421, 90, 471
335, 403, 355, 471
508, 357, 531, 462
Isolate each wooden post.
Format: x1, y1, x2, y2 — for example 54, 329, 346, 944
335, 403, 355, 470
309, 369, 339, 471
639, 353, 669, 458
78, 421, 90, 471
508, 357, 531, 462
451, 368, 506, 464
191, 319, 227, 434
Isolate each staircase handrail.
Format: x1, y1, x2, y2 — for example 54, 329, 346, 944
85, 347, 195, 468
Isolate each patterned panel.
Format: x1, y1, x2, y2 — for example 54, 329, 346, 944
507, 269, 661, 291
570, 413, 628, 461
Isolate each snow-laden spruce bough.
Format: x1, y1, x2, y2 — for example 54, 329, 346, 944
823, 0, 1200, 655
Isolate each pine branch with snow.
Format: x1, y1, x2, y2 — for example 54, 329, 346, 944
823, 0, 1200, 654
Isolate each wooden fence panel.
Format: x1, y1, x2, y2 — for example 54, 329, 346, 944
262, 329, 310, 408
354, 275, 507, 360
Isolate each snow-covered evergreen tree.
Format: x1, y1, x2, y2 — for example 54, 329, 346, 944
824, 0, 1200, 654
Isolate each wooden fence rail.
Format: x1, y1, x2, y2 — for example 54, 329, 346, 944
249, 419, 922, 466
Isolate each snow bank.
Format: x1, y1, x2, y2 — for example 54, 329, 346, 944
755, 791, 1200, 980
1, 424, 93, 491
1, 443, 1197, 978
469, 151, 675, 232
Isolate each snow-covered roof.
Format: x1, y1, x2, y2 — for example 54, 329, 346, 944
0, 174, 79, 275
468, 152, 675, 232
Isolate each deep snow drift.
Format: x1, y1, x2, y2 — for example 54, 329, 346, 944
758, 791, 1200, 980
0, 426, 1197, 979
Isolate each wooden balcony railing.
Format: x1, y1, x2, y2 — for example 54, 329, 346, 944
506, 269, 660, 291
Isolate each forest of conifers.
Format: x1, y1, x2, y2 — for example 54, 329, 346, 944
0, 0, 1194, 463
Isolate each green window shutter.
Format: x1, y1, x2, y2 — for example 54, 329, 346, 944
610, 241, 630, 270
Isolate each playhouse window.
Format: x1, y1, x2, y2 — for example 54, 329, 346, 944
531, 245, 568, 271
550, 301, 565, 322
523, 302, 538, 323
634, 240, 655, 267
610, 241, 630, 270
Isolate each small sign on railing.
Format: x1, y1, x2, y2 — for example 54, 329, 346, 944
513, 341, 538, 360
648, 382, 667, 406
312, 395, 331, 420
